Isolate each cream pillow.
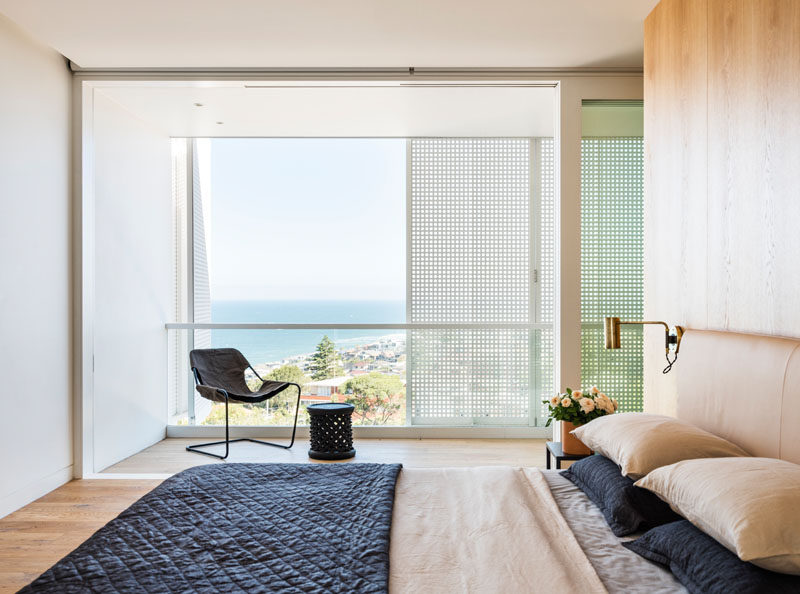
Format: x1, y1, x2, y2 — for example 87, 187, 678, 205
571, 412, 748, 479
637, 457, 800, 575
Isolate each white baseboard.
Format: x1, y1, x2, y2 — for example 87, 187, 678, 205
83, 472, 173, 480
167, 425, 552, 439
0, 465, 73, 519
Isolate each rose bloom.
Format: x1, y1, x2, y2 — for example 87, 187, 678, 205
612, 398, 619, 411
579, 397, 595, 413
550, 395, 561, 407
591, 386, 599, 395
572, 390, 583, 399
561, 397, 573, 407
595, 394, 611, 412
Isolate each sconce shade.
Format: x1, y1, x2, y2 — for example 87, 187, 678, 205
604, 317, 621, 349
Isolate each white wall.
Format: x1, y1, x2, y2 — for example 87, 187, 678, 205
0, 14, 72, 517
92, 92, 172, 471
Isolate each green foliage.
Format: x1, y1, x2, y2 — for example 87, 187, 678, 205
342, 372, 405, 426
268, 403, 310, 427
308, 335, 343, 380
201, 401, 310, 427
202, 402, 272, 425
265, 364, 309, 411
202, 364, 313, 427
266, 364, 308, 385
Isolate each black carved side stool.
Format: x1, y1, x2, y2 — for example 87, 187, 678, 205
307, 403, 356, 460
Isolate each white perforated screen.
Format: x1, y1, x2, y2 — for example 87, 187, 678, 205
536, 138, 556, 421
409, 139, 531, 324
410, 329, 531, 423
408, 138, 554, 425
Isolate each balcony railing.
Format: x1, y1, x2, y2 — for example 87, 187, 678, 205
166, 322, 554, 430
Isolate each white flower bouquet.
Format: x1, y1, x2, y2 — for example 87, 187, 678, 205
543, 386, 618, 428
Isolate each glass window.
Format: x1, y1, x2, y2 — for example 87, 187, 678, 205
176, 136, 555, 427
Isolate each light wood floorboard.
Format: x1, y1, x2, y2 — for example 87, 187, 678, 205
104, 437, 548, 474
0, 480, 162, 593
1, 438, 547, 592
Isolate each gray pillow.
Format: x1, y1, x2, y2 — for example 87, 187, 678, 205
561, 454, 680, 536
624, 521, 800, 594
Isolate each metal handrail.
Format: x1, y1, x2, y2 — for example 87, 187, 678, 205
166, 322, 553, 330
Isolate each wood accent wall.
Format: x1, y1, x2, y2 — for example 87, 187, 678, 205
643, 0, 800, 414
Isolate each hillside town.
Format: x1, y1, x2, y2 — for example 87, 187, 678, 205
255, 334, 406, 380
218, 334, 409, 425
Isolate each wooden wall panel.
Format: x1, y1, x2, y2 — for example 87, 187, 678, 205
644, 0, 800, 414
643, 0, 708, 415
707, 0, 800, 335
766, 2, 800, 335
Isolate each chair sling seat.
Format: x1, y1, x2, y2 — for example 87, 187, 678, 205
195, 380, 292, 404
191, 348, 292, 403
186, 348, 302, 459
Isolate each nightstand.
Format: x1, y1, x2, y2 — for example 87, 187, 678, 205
545, 440, 592, 470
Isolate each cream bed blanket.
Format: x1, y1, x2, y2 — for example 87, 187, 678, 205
389, 466, 607, 594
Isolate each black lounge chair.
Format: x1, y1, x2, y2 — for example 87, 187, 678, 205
187, 348, 301, 460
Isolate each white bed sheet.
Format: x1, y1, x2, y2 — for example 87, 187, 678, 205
387, 466, 686, 594
389, 466, 608, 593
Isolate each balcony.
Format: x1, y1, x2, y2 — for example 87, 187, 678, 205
166, 323, 555, 433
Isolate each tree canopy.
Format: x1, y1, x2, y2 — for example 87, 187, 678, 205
343, 372, 405, 425
308, 335, 343, 380
266, 364, 308, 386
263, 364, 308, 411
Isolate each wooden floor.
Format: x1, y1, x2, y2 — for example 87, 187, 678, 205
0, 438, 546, 592
104, 437, 548, 474
0, 480, 162, 593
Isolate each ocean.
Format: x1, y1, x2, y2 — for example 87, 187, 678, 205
210, 300, 406, 366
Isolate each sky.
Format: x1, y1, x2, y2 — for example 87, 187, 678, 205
207, 138, 406, 302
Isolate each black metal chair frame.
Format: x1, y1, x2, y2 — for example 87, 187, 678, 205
187, 357, 302, 460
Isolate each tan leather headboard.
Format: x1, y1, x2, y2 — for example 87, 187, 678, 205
677, 329, 800, 464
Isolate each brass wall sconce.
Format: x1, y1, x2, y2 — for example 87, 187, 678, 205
604, 317, 685, 374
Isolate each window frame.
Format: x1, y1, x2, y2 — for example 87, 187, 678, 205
174, 136, 556, 429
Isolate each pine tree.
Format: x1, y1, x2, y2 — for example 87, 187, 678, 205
308, 335, 343, 380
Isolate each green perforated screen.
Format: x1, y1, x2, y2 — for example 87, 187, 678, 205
580, 137, 644, 413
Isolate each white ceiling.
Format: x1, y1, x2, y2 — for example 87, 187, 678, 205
0, 0, 658, 69
96, 83, 557, 137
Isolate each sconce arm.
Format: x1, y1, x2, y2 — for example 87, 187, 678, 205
619, 320, 670, 332
618, 321, 685, 353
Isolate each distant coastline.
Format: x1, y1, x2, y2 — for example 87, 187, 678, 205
251, 333, 406, 379
209, 299, 406, 365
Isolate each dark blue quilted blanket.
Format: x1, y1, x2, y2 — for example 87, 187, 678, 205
21, 463, 402, 593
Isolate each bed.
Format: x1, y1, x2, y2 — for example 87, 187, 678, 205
390, 466, 685, 593
21, 329, 800, 593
